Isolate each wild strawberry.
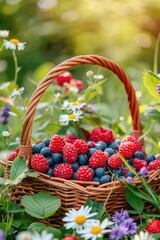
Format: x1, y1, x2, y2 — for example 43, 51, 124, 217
89, 127, 115, 144
62, 144, 78, 163
76, 166, 93, 181
53, 163, 73, 179
121, 135, 142, 151
89, 150, 108, 168
132, 158, 147, 172
119, 142, 137, 159
147, 160, 160, 171
31, 154, 49, 173
70, 79, 84, 91
8, 151, 18, 161
49, 135, 65, 153
64, 236, 78, 240
107, 154, 122, 169
56, 71, 72, 86
146, 219, 160, 233
73, 139, 88, 154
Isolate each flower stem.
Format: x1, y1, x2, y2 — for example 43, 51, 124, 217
0, 44, 4, 52
71, 121, 87, 140
12, 50, 18, 84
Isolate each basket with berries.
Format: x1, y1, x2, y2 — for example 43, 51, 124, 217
2, 55, 160, 227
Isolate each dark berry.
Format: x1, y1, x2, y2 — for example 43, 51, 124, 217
87, 141, 96, 148
104, 148, 114, 157
87, 148, 97, 158
112, 168, 122, 177
46, 157, 54, 167
32, 144, 41, 154
78, 154, 88, 165
93, 176, 100, 182
133, 151, 144, 159
38, 143, 45, 151
115, 139, 121, 145
43, 138, 50, 147
108, 142, 119, 151
125, 171, 135, 178
40, 147, 52, 157
72, 172, 77, 180
46, 168, 54, 177
71, 162, 80, 172
95, 167, 106, 177
127, 157, 133, 165
96, 141, 107, 150
99, 175, 111, 184
146, 154, 156, 164
52, 153, 63, 164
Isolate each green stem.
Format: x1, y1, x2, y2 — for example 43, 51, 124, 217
71, 121, 87, 140
153, 32, 160, 74
0, 44, 4, 52
12, 50, 18, 84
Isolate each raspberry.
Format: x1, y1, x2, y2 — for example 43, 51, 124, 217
147, 160, 160, 171
64, 134, 80, 144
81, 128, 90, 140
119, 142, 137, 159
89, 127, 115, 144
53, 163, 73, 179
15, 147, 20, 154
49, 135, 65, 153
56, 71, 72, 86
31, 154, 49, 173
122, 167, 129, 176
107, 154, 122, 169
132, 158, 147, 172
62, 144, 78, 163
89, 150, 108, 168
73, 139, 88, 154
146, 219, 160, 233
8, 152, 18, 161
121, 135, 142, 151
76, 166, 93, 181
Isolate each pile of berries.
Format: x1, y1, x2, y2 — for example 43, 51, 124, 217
9, 127, 160, 185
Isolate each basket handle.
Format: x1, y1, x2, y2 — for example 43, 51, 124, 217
19, 55, 143, 159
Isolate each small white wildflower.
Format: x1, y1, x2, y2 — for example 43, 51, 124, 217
10, 87, 24, 99
0, 30, 9, 38
54, 92, 61, 98
132, 230, 155, 240
68, 85, 79, 93
63, 98, 86, 112
93, 74, 104, 80
59, 110, 83, 125
86, 71, 93, 77
2, 131, 10, 138
16, 231, 32, 240
4, 39, 26, 51
31, 230, 58, 240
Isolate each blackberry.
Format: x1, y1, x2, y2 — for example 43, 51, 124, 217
46, 168, 54, 177
78, 154, 88, 165
112, 168, 123, 177
43, 138, 50, 147
87, 148, 97, 158
71, 162, 80, 172
146, 154, 156, 164
52, 153, 63, 164
32, 144, 41, 154
104, 148, 114, 157
40, 147, 52, 157
108, 142, 119, 151
95, 167, 106, 177
133, 151, 144, 160
99, 175, 111, 184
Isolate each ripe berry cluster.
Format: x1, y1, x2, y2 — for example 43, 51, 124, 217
8, 127, 160, 185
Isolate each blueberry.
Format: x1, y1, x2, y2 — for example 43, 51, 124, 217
127, 158, 133, 165
40, 147, 52, 157
72, 172, 77, 180
71, 162, 80, 172
125, 171, 135, 178
52, 153, 63, 164
146, 154, 156, 164
99, 175, 111, 184
95, 167, 106, 177
43, 138, 50, 147
46, 157, 54, 167
118, 176, 125, 180
115, 139, 121, 145
89, 167, 95, 176
38, 143, 45, 150
32, 144, 41, 154
87, 148, 97, 158
78, 154, 88, 165
53, 163, 59, 169
46, 168, 53, 177
93, 176, 100, 182
108, 142, 119, 151
96, 141, 107, 150
63, 157, 67, 163
104, 148, 114, 157
133, 151, 144, 160
112, 168, 122, 177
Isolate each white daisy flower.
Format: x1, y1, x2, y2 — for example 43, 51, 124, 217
2, 131, 11, 138
59, 110, 83, 125
10, 87, 24, 99
62, 205, 98, 232
67, 99, 86, 112
31, 230, 58, 240
0, 30, 9, 38
78, 218, 113, 240
132, 230, 155, 240
3, 39, 26, 51
16, 231, 32, 240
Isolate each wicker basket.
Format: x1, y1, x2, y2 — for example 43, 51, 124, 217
3, 55, 160, 227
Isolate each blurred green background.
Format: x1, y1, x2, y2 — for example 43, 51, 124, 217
0, 0, 160, 153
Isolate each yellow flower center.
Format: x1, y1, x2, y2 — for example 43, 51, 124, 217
71, 101, 78, 106
10, 39, 19, 44
22, 237, 30, 240
91, 226, 102, 234
69, 113, 76, 119
75, 215, 86, 224
77, 97, 83, 103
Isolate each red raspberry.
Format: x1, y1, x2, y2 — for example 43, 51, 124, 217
62, 144, 78, 163
121, 135, 142, 151
49, 135, 65, 153
76, 166, 93, 181
107, 154, 122, 169
119, 142, 137, 159
8, 152, 18, 161
31, 154, 49, 173
56, 71, 72, 86
64, 236, 78, 240
132, 158, 147, 172
89, 127, 115, 144
64, 134, 80, 144
122, 167, 129, 176
147, 160, 160, 171
146, 219, 160, 233
15, 147, 20, 154
70, 79, 84, 91
53, 163, 73, 179
89, 150, 108, 168
73, 139, 88, 154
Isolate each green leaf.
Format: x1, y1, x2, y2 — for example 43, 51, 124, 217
12, 212, 35, 229
85, 199, 104, 219
151, 103, 160, 112
10, 156, 28, 181
125, 188, 144, 213
21, 192, 61, 219
153, 234, 160, 240
127, 209, 140, 215
46, 226, 62, 239
143, 70, 160, 100
27, 222, 46, 232
84, 86, 92, 102
25, 171, 39, 178
8, 202, 24, 213
144, 107, 160, 121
